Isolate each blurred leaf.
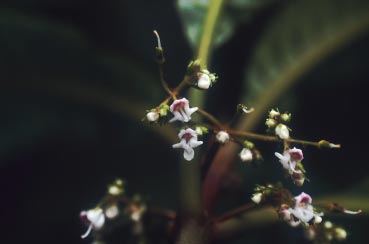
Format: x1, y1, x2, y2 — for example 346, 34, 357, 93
176, 0, 281, 50
0, 9, 177, 158
240, 0, 369, 130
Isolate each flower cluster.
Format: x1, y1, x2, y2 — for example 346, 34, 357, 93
279, 192, 323, 227
266, 109, 291, 139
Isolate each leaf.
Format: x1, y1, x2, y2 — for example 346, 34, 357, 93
0, 9, 177, 159
239, 0, 369, 130
176, 0, 282, 50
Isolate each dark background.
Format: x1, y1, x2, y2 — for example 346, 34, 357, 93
0, 0, 369, 243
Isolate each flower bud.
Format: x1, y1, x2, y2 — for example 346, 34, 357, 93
281, 113, 291, 122
216, 131, 230, 144
239, 148, 253, 162
324, 221, 333, 229
292, 171, 305, 186
265, 118, 277, 128
334, 227, 347, 240
197, 72, 211, 89
314, 215, 322, 224
275, 124, 290, 139
146, 111, 159, 122
159, 104, 169, 116
269, 109, 280, 119
251, 192, 262, 204
105, 205, 119, 219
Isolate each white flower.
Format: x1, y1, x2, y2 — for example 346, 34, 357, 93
80, 208, 105, 239
216, 131, 230, 143
269, 109, 280, 119
146, 111, 159, 122
172, 128, 203, 161
275, 147, 303, 174
169, 98, 198, 123
282, 192, 323, 227
251, 192, 262, 204
275, 123, 289, 139
239, 148, 253, 162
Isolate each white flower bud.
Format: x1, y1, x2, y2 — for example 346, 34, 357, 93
324, 221, 333, 229
216, 131, 230, 143
146, 111, 159, 122
335, 227, 347, 240
314, 215, 322, 224
239, 148, 253, 162
281, 113, 291, 122
251, 192, 263, 204
195, 126, 203, 136
269, 109, 280, 119
265, 118, 277, 128
105, 205, 119, 219
108, 185, 123, 196
275, 124, 290, 139
197, 73, 211, 89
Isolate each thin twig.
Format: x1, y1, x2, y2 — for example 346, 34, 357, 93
214, 203, 255, 223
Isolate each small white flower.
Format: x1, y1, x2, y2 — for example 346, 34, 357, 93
216, 131, 230, 144
324, 221, 333, 229
169, 98, 198, 123
284, 192, 323, 226
80, 207, 105, 239
239, 148, 253, 162
275, 147, 303, 174
172, 128, 203, 161
269, 109, 280, 119
146, 111, 159, 122
251, 192, 262, 204
275, 123, 290, 139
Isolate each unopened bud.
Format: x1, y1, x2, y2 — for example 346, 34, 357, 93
197, 72, 211, 89
292, 171, 305, 186
335, 227, 347, 240
265, 118, 277, 128
318, 140, 341, 149
324, 221, 333, 229
216, 131, 230, 144
314, 215, 322, 224
195, 126, 208, 136
269, 109, 280, 119
281, 113, 291, 122
251, 192, 263, 204
239, 148, 253, 162
105, 205, 119, 219
275, 124, 290, 139
159, 104, 169, 116
146, 111, 159, 122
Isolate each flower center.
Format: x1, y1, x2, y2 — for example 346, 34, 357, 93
173, 101, 185, 111
290, 151, 302, 161
182, 132, 193, 142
